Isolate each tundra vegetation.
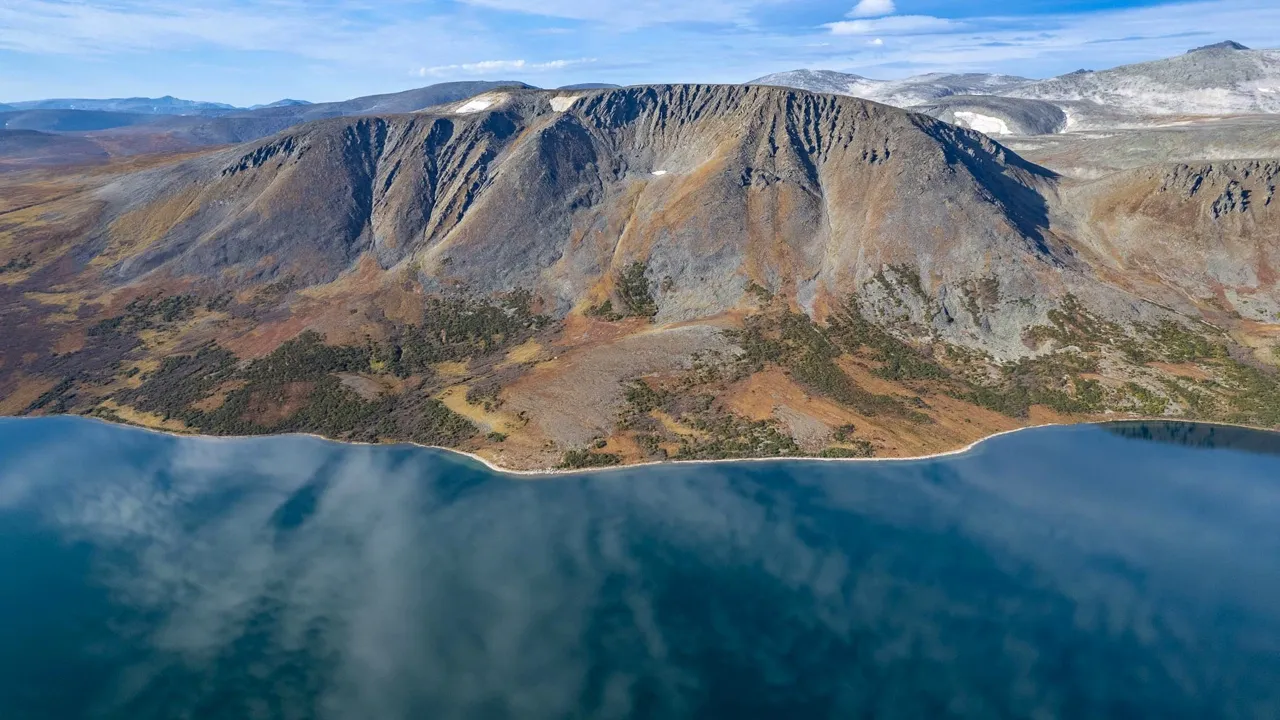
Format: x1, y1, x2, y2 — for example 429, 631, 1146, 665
47, 290, 552, 449
13, 277, 1280, 469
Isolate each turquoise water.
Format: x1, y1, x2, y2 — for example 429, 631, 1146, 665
0, 416, 1278, 719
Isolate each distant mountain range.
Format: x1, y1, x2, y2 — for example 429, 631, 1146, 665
0, 81, 534, 165
0, 109, 160, 132
750, 41, 1280, 135
1, 83, 525, 120
247, 99, 312, 110
5, 95, 237, 116
748, 70, 1032, 107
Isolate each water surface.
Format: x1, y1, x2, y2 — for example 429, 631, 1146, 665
0, 416, 1278, 719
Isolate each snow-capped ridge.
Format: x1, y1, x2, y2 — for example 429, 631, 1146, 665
749, 44, 1280, 134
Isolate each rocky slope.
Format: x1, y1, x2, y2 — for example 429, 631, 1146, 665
1059, 159, 1280, 321
1, 84, 1278, 470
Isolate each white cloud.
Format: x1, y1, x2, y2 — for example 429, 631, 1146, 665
2, 0, 1279, 103
847, 0, 896, 19
417, 58, 597, 77
456, 0, 776, 27
826, 15, 962, 36
803, 0, 1280, 84
869, 37, 884, 46
0, 0, 489, 67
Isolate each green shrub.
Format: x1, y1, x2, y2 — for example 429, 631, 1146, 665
820, 442, 874, 459
0, 254, 35, 274
559, 449, 622, 469
832, 423, 857, 442
1125, 383, 1168, 416
616, 261, 658, 318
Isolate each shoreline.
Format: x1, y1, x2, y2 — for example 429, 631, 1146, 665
8, 413, 1279, 478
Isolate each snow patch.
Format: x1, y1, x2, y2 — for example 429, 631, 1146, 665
454, 93, 507, 114
456, 99, 493, 114
651, 170, 668, 176
549, 95, 581, 112
1062, 106, 1078, 131
954, 111, 1012, 136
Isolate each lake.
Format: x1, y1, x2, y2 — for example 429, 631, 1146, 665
0, 416, 1278, 719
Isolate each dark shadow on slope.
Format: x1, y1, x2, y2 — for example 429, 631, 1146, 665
914, 116, 1063, 262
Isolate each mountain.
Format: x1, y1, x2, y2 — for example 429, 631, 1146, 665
1007, 42, 1280, 116
558, 83, 622, 90
750, 70, 1032, 107
1, 84, 1277, 470
0, 109, 161, 133
1188, 41, 1250, 53
94, 85, 1072, 335
248, 99, 312, 110
7, 95, 236, 116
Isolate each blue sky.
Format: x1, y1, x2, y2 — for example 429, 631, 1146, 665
0, 0, 1276, 106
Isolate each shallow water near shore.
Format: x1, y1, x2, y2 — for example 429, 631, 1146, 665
1, 415, 1279, 719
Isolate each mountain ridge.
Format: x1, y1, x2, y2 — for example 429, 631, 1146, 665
93, 84, 1076, 340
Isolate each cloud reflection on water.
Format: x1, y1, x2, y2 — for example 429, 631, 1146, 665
0, 417, 1278, 719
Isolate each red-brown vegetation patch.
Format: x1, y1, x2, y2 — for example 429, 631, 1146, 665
1147, 361, 1211, 380
191, 379, 248, 412
222, 315, 315, 360
0, 374, 57, 414
241, 381, 314, 425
